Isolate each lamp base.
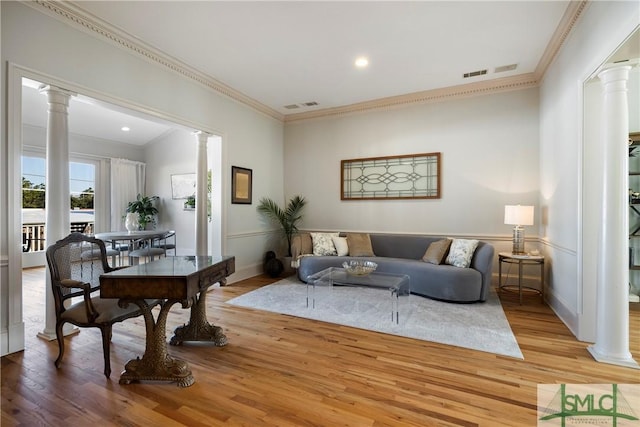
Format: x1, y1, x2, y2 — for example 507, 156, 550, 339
512, 226, 525, 255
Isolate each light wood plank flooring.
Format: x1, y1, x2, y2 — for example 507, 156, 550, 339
2, 267, 639, 426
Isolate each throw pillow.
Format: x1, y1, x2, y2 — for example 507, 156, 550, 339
310, 232, 339, 256
332, 236, 349, 256
422, 238, 452, 264
292, 233, 313, 256
445, 238, 480, 268
346, 233, 375, 257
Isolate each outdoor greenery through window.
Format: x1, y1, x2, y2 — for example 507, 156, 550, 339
22, 156, 95, 209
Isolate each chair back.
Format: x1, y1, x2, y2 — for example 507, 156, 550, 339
152, 230, 176, 252
70, 222, 89, 233
45, 233, 113, 318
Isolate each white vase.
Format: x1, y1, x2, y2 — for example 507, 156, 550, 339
125, 213, 139, 232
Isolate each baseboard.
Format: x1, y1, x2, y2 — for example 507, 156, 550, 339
227, 263, 263, 284
546, 291, 581, 340
0, 329, 7, 357
1, 321, 26, 356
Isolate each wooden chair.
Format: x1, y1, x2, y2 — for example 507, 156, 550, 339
45, 233, 160, 378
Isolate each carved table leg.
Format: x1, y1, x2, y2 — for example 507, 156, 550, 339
170, 282, 228, 347
119, 299, 195, 387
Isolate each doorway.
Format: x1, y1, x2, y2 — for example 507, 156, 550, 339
7, 66, 224, 354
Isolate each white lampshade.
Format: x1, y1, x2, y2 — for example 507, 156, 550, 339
504, 205, 534, 226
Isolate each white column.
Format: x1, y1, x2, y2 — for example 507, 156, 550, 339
195, 131, 210, 256
588, 65, 639, 368
37, 85, 77, 341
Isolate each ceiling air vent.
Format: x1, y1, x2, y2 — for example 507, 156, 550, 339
283, 104, 300, 110
495, 64, 518, 73
463, 69, 487, 78
302, 101, 318, 107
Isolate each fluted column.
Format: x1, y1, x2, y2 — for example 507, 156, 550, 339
195, 131, 210, 256
588, 64, 638, 368
37, 85, 77, 341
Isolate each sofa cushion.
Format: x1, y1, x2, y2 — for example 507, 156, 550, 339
445, 238, 479, 268
346, 233, 375, 256
310, 232, 339, 256
332, 236, 349, 256
422, 238, 452, 264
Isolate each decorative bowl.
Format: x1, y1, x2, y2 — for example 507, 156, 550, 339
342, 260, 378, 276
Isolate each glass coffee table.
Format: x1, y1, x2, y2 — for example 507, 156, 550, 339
306, 267, 410, 324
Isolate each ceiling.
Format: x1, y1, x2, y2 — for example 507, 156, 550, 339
74, 0, 570, 114
20, 1, 639, 146
22, 79, 176, 146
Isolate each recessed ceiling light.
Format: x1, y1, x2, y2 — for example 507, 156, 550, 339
355, 57, 369, 68
121, 126, 130, 132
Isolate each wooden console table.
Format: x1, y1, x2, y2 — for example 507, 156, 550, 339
100, 255, 235, 387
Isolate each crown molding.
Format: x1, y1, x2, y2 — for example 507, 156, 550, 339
26, 0, 585, 125
284, 1, 587, 123
534, 0, 588, 81
27, 0, 284, 122
284, 73, 538, 123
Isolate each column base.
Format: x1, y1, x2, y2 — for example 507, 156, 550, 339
587, 345, 640, 369
37, 325, 79, 341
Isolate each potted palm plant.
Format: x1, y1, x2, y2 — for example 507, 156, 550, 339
126, 194, 159, 230
257, 195, 306, 258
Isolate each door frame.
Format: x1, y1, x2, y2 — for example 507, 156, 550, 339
4, 62, 226, 355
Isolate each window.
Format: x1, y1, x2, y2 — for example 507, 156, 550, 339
22, 155, 96, 247
70, 161, 95, 210
22, 156, 45, 208
21, 156, 95, 210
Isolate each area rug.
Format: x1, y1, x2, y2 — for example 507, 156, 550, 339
226, 277, 523, 359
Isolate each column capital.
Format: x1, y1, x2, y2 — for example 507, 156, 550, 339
194, 130, 211, 142
597, 63, 632, 84
39, 84, 76, 100
39, 85, 76, 113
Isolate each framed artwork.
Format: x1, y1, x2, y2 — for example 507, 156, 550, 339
231, 166, 252, 204
341, 152, 441, 200
171, 173, 196, 199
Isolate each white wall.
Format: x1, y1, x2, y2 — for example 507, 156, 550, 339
284, 88, 540, 245
143, 129, 198, 255
0, 1, 284, 355
144, 132, 224, 258
539, 1, 640, 340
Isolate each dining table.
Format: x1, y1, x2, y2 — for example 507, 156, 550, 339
100, 255, 235, 387
95, 229, 171, 265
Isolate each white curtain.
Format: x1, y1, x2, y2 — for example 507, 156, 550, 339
110, 158, 146, 230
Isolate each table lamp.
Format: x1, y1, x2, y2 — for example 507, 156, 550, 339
504, 205, 534, 255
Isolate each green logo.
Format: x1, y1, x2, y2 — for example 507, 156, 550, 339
538, 384, 639, 426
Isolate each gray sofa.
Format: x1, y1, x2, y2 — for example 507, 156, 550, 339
293, 233, 494, 303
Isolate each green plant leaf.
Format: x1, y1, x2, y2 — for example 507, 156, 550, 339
257, 195, 306, 256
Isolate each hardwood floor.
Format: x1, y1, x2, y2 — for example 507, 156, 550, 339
2, 268, 639, 426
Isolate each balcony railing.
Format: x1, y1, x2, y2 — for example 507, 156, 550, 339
22, 222, 95, 253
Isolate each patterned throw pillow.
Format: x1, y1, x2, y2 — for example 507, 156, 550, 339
445, 238, 479, 268
310, 232, 339, 256
422, 238, 452, 264
331, 236, 349, 256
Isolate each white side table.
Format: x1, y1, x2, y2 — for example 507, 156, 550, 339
498, 252, 545, 304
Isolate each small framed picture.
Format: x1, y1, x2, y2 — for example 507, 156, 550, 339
171, 173, 196, 199
231, 166, 252, 204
